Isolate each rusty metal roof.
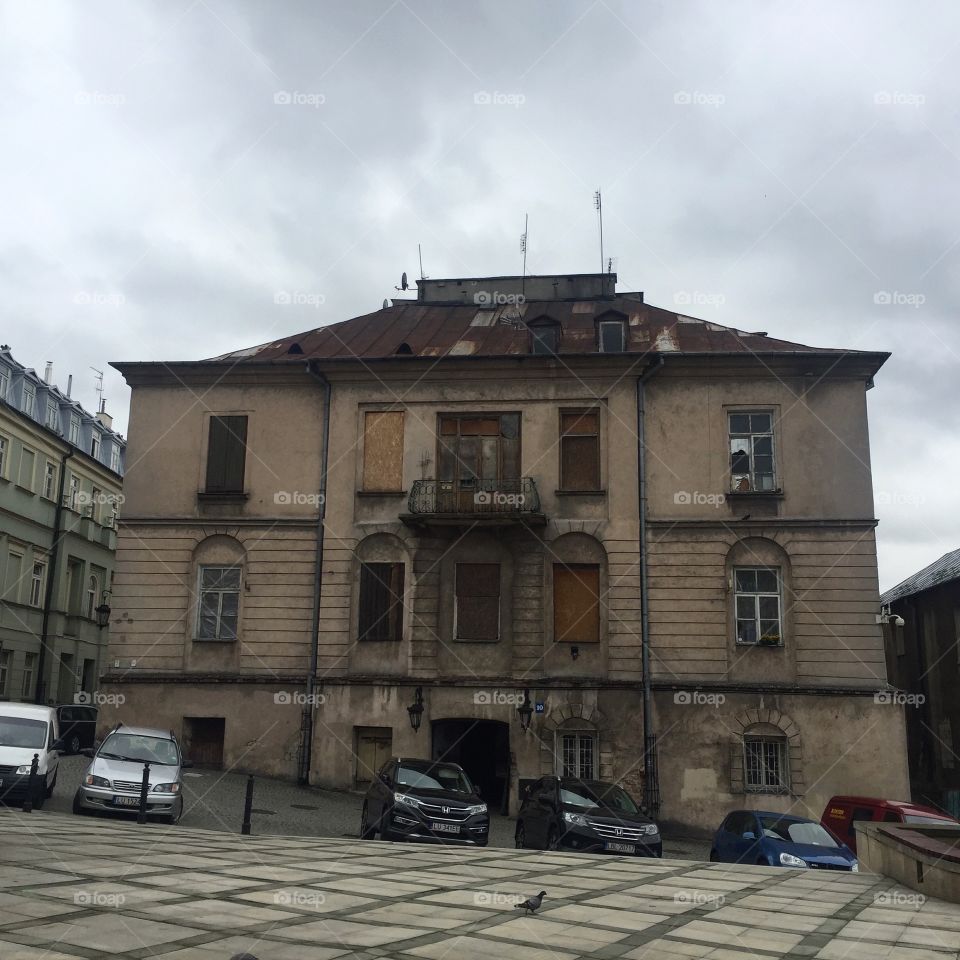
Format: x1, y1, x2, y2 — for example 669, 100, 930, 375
882, 548, 960, 606
206, 296, 880, 364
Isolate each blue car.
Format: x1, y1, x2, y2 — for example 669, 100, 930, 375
710, 810, 858, 871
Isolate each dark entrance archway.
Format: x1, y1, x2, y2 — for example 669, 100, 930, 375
432, 719, 511, 814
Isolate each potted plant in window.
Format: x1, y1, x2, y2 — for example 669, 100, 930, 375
758, 633, 781, 647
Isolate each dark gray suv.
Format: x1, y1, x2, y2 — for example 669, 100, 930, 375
361, 758, 489, 846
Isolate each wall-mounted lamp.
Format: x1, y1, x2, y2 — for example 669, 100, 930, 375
407, 686, 424, 732
570, 645, 580, 660
94, 591, 112, 629
517, 688, 533, 732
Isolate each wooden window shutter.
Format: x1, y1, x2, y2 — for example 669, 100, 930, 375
560, 411, 600, 491
363, 411, 404, 492
455, 563, 500, 641
359, 562, 404, 641
553, 564, 600, 642
205, 415, 248, 493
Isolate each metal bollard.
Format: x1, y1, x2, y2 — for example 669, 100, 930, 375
21, 754, 39, 813
241, 775, 254, 835
137, 761, 151, 824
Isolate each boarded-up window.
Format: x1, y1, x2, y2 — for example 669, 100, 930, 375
363, 411, 404, 491
205, 416, 248, 493
560, 410, 600, 490
455, 563, 500, 641
553, 564, 600, 642
358, 562, 404, 641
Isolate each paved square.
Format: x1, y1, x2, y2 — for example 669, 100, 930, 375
0, 809, 958, 958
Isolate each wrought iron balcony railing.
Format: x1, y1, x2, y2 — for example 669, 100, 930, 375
406, 477, 542, 518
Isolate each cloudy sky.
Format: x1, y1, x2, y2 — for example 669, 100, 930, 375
1, 1, 956, 590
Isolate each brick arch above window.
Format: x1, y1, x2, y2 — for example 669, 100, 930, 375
729, 707, 804, 796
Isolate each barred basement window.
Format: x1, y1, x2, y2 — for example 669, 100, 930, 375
358, 562, 404, 642
197, 566, 241, 641
743, 736, 789, 794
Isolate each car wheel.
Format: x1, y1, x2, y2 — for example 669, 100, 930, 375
709, 849, 718, 862
72, 789, 88, 816
360, 803, 377, 840
45, 769, 57, 799
162, 800, 183, 826
756, 857, 768, 866
68, 734, 81, 755
515, 822, 526, 849
546, 827, 559, 851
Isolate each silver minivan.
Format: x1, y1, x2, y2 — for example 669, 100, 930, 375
73, 723, 187, 823
0, 704, 62, 808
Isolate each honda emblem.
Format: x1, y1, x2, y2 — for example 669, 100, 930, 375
442, 806, 450, 814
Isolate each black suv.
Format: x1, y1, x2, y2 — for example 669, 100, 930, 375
361, 758, 489, 846
516, 777, 662, 857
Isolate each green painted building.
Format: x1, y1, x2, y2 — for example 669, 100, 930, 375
0, 348, 125, 704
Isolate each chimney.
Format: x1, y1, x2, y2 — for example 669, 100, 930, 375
96, 398, 113, 430
44, 361, 53, 384
66, 374, 72, 398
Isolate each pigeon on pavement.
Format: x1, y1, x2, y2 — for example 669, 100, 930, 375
516, 891, 546, 915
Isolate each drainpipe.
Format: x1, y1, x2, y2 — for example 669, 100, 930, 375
300, 361, 332, 784
35, 449, 73, 704
637, 356, 664, 814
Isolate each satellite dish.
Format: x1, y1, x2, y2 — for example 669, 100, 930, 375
401, 272, 409, 290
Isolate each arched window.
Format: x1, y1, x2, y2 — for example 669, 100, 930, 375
355, 533, 409, 643
742, 723, 790, 794
192, 535, 245, 642
86, 575, 98, 620
555, 720, 598, 779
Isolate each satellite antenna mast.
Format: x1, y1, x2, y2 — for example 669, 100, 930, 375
418, 244, 425, 281
520, 214, 528, 297
594, 190, 604, 276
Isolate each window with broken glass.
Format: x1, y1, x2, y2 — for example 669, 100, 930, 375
436, 413, 520, 503
743, 736, 789, 793
735, 567, 782, 645
729, 411, 775, 492
197, 566, 241, 641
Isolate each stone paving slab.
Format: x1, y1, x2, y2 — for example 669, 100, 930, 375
1, 809, 959, 959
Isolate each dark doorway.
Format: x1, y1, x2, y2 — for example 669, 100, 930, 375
432, 719, 510, 814
183, 717, 225, 769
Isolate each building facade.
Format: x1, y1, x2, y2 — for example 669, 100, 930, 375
100, 274, 908, 830
881, 549, 960, 818
0, 348, 125, 705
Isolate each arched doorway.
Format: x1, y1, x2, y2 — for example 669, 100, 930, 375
432, 719, 511, 814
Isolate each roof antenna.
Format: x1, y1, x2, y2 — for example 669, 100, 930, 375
90, 366, 104, 409
594, 189, 604, 276
520, 214, 528, 298
418, 243, 426, 281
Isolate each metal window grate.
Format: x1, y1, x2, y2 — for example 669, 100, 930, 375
744, 736, 789, 794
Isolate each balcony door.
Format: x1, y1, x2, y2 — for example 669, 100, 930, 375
437, 414, 519, 511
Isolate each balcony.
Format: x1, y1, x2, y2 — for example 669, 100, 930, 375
401, 478, 546, 528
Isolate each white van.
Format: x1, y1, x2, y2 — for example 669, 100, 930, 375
0, 704, 62, 808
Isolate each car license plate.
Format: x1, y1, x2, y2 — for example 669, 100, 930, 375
431, 822, 460, 834
113, 796, 140, 807
605, 841, 636, 854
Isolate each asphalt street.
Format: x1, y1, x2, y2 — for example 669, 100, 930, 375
32, 755, 711, 859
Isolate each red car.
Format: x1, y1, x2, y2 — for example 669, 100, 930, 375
821, 795, 957, 853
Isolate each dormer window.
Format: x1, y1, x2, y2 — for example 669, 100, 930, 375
598, 318, 626, 353
530, 322, 560, 356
